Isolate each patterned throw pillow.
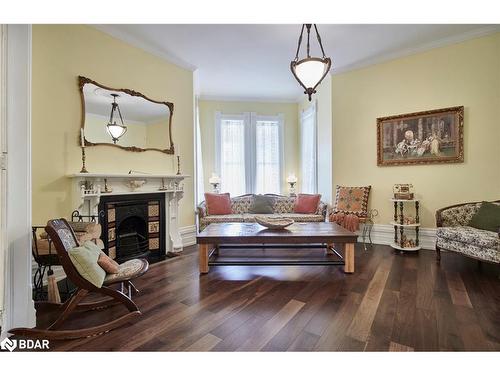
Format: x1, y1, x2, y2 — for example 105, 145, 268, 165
333, 186, 371, 217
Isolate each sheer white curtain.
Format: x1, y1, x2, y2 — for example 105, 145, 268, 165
215, 112, 283, 196
216, 112, 248, 196
300, 102, 317, 193
254, 114, 283, 194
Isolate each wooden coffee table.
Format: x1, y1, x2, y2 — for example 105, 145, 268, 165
196, 222, 358, 274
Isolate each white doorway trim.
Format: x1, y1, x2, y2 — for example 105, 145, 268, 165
0, 24, 35, 338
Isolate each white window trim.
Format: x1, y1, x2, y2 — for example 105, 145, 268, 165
300, 101, 318, 194
215, 111, 284, 195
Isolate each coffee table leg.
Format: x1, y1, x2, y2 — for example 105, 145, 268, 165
199, 244, 210, 274
344, 243, 355, 273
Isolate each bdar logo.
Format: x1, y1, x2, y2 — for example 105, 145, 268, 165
0, 337, 17, 352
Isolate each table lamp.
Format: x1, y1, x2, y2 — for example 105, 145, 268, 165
209, 173, 221, 193
286, 173, 298, 196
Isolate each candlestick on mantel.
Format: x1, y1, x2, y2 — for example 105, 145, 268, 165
176, 156, 181, 175
80, 147, 88, 173
80, 128, 88, 173
80, 128, 85, 147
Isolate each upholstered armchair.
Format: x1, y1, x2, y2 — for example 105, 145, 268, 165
435, 200, 500, 264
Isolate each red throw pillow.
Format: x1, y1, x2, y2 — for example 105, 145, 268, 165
205, 193, 232, 215
294, 193, 321, 214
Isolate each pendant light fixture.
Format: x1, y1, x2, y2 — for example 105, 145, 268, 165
106, 93, 127, 144
290, 24, 331, 101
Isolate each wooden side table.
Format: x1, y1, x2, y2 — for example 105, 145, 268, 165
390, 199, 421, 253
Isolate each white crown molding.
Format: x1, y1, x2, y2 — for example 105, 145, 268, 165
332, 25, 500, 75
91, 25, 198, 72
199, 94, 299, 104
93, 24, 500, 101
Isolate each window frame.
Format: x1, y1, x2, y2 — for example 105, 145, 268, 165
215, 111, 284, 195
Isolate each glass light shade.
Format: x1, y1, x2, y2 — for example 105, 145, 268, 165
209, 173, 221, 184
106, 122, 127, 143
294, 59, 328, 89
286, 173, 298, 184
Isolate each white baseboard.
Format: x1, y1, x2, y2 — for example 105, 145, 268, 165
180, 225, 197, 247
357, 223, 436, 250
178, 224, 438, 250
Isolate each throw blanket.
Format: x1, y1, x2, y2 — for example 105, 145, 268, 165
330, 212, 360, 232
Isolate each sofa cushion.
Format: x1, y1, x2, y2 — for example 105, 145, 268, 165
249, 195, 275, 214
436, 236, 499, 264
294, 194, 321, 214
436, 226, 499, 249
272, 196, 296, 214
333, 185, 371, 217
205, 192, 232, 215
231, 194, 254, 214
280, 213, 325, 222
201, 214, 246, 225
468, 201, 500, 232
440, 203, 482, 227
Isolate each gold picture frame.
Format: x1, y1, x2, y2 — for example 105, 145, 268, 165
377, 106, 464, 166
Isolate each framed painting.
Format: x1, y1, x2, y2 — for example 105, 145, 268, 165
377, 106, 464, 166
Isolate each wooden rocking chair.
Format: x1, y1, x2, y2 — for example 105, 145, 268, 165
9, 218, 149, 340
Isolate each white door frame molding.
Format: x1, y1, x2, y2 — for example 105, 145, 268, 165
0, 24, 35, 338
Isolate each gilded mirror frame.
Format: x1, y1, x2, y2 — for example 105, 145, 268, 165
78, 76, 175, 154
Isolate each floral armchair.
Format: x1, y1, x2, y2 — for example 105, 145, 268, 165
435, 200, 500, 264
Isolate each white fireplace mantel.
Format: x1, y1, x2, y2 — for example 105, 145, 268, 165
67, 172, 190, 253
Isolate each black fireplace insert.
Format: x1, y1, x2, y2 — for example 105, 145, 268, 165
99, 193, 166, 263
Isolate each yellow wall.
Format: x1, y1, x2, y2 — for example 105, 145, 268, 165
198, 100, 299, 194
32, 25, 195, 227
146, 120, 169, 149
332, 32, 500, 227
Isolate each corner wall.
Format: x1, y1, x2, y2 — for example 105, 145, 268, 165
331, 32, 500, 227
32, 25, 195, 227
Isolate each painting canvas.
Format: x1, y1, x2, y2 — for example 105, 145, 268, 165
377, 106, 464, 166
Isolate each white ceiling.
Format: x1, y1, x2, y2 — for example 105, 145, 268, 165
95, 24, 499, 102
83, 83, 170, 124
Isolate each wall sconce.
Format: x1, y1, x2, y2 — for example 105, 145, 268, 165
286, 173, 298, 196
209, 173, 221, 193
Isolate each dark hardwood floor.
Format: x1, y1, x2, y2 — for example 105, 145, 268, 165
39, 244, 499, 351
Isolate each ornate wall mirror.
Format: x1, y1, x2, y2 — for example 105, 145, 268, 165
79, 76, 174, 154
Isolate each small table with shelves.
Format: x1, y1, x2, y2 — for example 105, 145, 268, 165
390, 198, 421, 252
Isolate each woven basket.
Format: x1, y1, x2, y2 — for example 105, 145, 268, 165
255, 216, 294, 230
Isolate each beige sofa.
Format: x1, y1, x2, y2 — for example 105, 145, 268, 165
197, 194, 328, 231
